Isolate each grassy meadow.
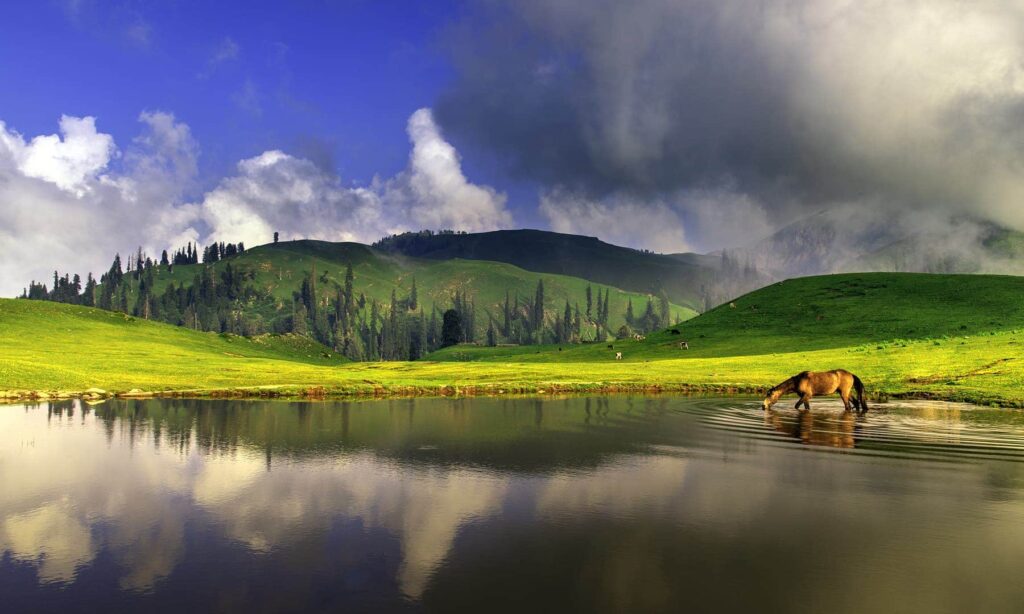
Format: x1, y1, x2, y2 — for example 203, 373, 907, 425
3, 272, 1024, 406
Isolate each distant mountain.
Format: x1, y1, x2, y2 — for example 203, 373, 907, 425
727, 209, 1024, 279
373, 229, 767, 310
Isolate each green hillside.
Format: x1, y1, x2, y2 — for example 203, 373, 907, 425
0, 299, 345, 393
4, 273, 1024, 406
372, 229, 763, 310
429, 272, 1024, 361
135, 239, 697, 334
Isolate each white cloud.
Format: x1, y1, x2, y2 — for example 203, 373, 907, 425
199, 150, 385, 246
539, 185, 775, 254
396, 108, 513, 231
0, 115, 116, 195
0, 112, 199, 296
0, 107, 512, 296
198, 108, 513, 247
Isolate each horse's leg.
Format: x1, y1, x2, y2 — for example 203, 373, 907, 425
798, 394, 812, 411
840, 389, 852, 412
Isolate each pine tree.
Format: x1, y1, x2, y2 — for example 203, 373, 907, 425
533, 279, 545, 338
344, 261, 356, 317
274, 232, 279, 243
625, 298, 635, 327
602, 291, 610, 327
292, 302, 309, 336
83, 274, 97, 307
409, 277, 418, 311
388, 289, 400, 359
563, 300, 572, 343
586, 285, 593, 320
641, 298, 657, 333
486, 318, 497, 347
135, 246, 144, 278
428, 307, 439, 349
658, 291, 670, 330
369, 300, 381, 360
441, 309, 462, 348
502, 290, 511, 338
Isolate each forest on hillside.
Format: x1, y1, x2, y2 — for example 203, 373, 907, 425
21, 240, 683, 361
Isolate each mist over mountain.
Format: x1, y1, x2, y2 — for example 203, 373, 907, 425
436, 0, 1024, 265
373, 229, 766, 311
724, 207, 1024, 280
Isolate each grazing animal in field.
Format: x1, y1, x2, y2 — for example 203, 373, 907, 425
670, 329, 681, 335
615, 352, 623, 360
607, 344, 614, 349
762, 370, 868, 413
678, 341, 689, 350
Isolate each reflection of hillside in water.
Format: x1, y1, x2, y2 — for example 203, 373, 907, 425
2, 397, 695, 600
8, 397, 1024, 612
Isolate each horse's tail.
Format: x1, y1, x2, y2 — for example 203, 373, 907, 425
853, 374, 868, 413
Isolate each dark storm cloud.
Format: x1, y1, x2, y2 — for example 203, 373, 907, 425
437, 1, 799, 199
435, 0, 1024, 245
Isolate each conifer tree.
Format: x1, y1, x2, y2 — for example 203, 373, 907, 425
344, 263, 355, 316
563, 300, 572, 343
441, 309, 462, 348
486, 318, 496, 347
502, 290, 512, 338
292, 302, 309, 336
602, 291, 610, 327
533, 279, 545, 337
658, 292, 671, 330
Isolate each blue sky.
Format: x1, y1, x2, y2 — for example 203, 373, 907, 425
2, 0, 1022, 295
0, 0, 471, 192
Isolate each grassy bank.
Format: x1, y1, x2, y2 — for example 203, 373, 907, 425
3, 273, 1024, 406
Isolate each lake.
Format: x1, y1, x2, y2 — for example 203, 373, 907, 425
4, 396, 1024, 613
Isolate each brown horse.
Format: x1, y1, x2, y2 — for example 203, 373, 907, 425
762, 370, 868, 413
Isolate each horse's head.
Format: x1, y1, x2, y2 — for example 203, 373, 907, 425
761, 388, 780, 411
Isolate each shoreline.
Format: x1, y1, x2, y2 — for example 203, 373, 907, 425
2, 382, 1019, 408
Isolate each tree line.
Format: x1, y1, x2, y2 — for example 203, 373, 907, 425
21, 239, 681, 361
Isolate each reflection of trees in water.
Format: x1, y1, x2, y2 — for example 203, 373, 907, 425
87, 396, 687, 473
12, 398, 1024, 611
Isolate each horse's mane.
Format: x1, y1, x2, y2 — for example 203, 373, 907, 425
770, 376, 798, 395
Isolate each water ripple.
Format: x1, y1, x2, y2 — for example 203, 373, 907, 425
680, 398, 1024, 463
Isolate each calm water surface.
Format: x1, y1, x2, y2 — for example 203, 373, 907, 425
4, 396, 1024, 613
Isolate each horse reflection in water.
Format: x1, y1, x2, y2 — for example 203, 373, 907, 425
765, 407, 861, 449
